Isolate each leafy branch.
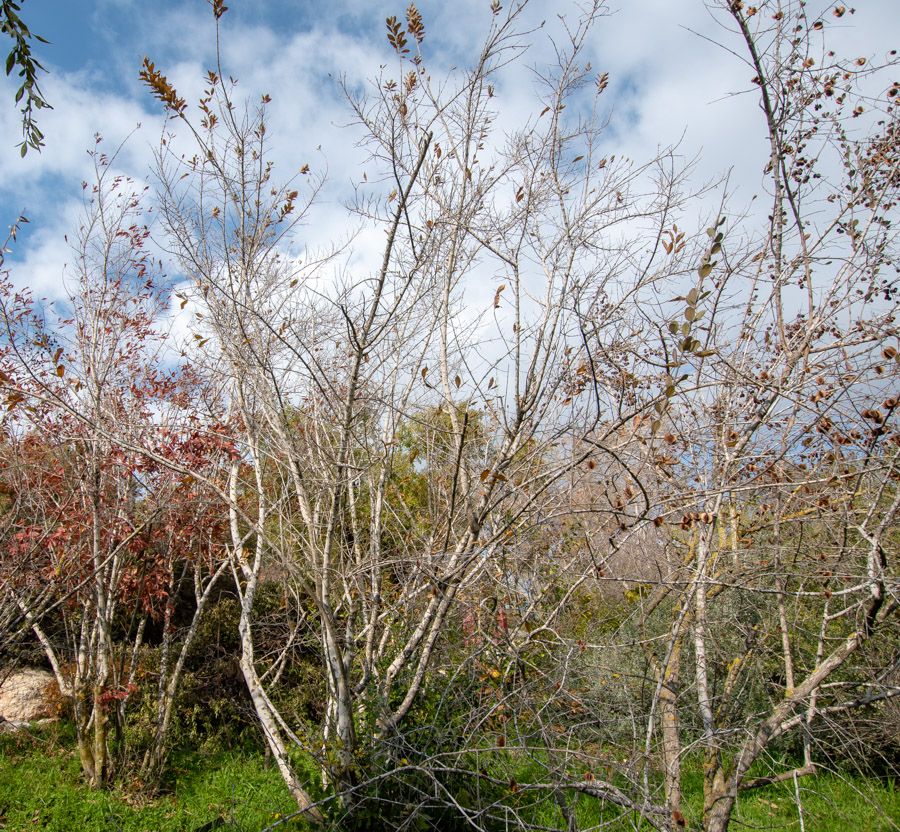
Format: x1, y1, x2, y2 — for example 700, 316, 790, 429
1, 0, 51, 156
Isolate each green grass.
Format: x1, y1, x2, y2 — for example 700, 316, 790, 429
518, 770, 900, 831
727, 771, 900, 832
0, 726, 303, 832
1, 725, 899, 831
486, 749, 900, 831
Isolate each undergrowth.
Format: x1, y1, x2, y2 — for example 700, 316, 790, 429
1, 723, 899, 831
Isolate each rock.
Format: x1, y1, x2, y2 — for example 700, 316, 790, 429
0, 668, 61, 723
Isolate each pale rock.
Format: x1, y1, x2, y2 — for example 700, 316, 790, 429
0, 668, 61, 724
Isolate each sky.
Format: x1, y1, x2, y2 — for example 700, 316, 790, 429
0, 0, 896, 302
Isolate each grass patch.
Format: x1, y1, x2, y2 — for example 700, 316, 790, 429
729, 771, 900, 832
0, 725, 304, 832
473, 749, 900, 831
1, 725, 898, 830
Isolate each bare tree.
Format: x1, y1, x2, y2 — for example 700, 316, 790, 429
141, 0, 696, 822
566, 3, 900, 830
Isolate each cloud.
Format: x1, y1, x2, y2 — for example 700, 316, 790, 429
3, 0, 896, 306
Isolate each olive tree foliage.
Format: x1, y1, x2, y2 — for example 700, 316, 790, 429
141, 0, 694, 821
1, 0, 50, 154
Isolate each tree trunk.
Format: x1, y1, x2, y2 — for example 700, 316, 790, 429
703, 789, 736, 832
142, 561, 227, 781
659, 662, 682, 815
73, 680, 97, 784
239, 627, 324, 823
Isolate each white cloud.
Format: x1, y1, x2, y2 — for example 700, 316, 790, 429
3, 0, 896, 307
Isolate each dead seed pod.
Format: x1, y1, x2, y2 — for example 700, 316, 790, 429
883, 346, 897, 360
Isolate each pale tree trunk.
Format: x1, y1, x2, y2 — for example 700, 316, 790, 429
239, 618, 324, 822
658, 642, 683, 816
692, 497, 725, 824
226, 451, 324, 822
73, 610, 97, 783
700, 598, 900, 832
87, 450, 118, 787
319, 603, 358, 791
703, 793, 737, 832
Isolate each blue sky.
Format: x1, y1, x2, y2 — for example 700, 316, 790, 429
23, 0, 376, 75
2, 0, 896, 300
